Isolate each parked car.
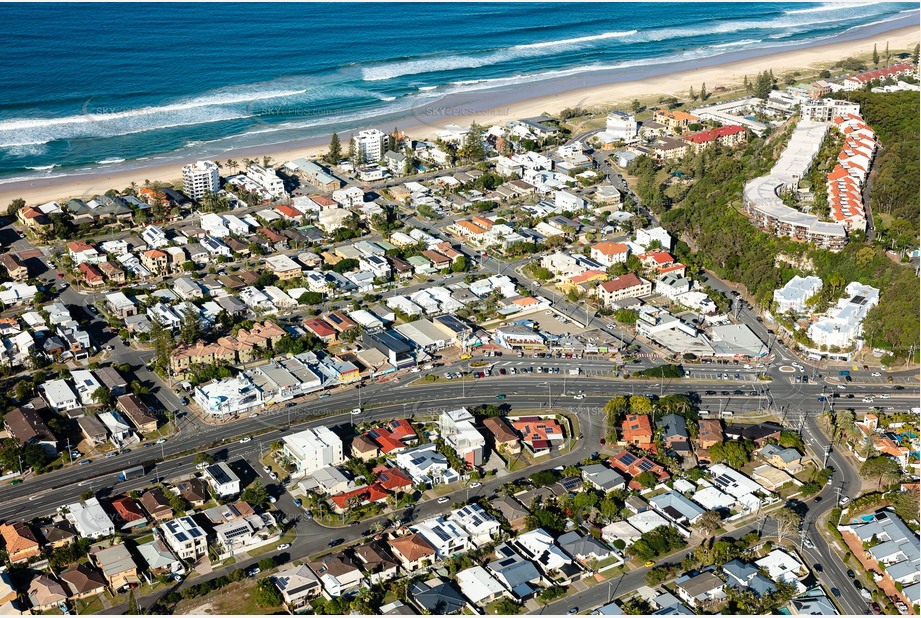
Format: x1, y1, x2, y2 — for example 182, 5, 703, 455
277, 543, 290, 551
248, 568, 261, 577
328, 538, 344, 548
239, 437, 251, 444
437, 497, 450, 504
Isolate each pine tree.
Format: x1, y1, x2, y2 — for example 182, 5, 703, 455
148, 317, 174, 372
884, 41, 890, 65
700, 82, 708, 101
743, 74, 751, 93
872, 43, 879, 66
913, 43, 920, 64
179, 305, 202, 345
460, 122, 486, 163
347, 136, 357, 164
327, 132, 341, 164
389, 127, 401, 152
689, 86, 697, 101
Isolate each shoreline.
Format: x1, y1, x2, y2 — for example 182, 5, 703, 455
1, 23, 918, 207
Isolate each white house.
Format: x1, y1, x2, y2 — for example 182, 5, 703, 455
636, 226, 673, 251
41, 380, 80, 412
160, 516, 208, 561
411, 517, 471, 558
66, 498, 115, 540
282, 426, 344, 476
395, 443, 460, 486
555, 190, 586, 212
448, 504, 501, 547
203, 462, 241, 498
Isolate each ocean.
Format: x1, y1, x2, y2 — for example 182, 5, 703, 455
0, 1, 916, 184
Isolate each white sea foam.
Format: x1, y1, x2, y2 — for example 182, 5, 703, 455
511, 30, 637, 50
784, 2, 876, 15
98, 158, 125, 164
25, 164, 57, 171
0, 87, 307, 148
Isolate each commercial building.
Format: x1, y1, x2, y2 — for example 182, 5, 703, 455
181, 161, 220, 200
193, 375, 263, 417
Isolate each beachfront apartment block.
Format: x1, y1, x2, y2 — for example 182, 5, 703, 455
800, 99, 861, 123
282, 426, 344, 476
605, 111, 638, 141
742, 119, 848, 251
353, 129, 389, 164
181, 161, 220, 200
245, 163, 285, 198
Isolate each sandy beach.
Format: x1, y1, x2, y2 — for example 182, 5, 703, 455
2, 24, 917, 208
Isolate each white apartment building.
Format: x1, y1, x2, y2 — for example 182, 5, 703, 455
181, 161, 220, 200
605, 111, 638, 141
160, 516, 208, 561
773, 276, 823, 314
282, 426, 344, 476
353, 129, 389, 164
440, 408, 485, 467
636, 226, 674, 251
246, 164, 286, 198
807, 281, 880, 349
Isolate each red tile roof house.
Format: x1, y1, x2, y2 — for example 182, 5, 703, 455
78, 262, 105, 287
511, 416, 564, 456
0, 522, 42, 563
364, 419, 418, 454
110, 496, 148, 531
622, 414, 656, 451
275, 204, 304, 220
303, 318, 337, 343
609, 450, 670, 490
373, 465, 414, 492
330, 483, 390, 514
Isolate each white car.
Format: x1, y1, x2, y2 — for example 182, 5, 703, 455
277, 543, 290, 550
239, 437, 251, 444
469, 482, 482, 488
862, 397, 874, 403
839, 496, 850, 506
196, 462, 209, 470
437, 497, 450, 504
573, 394, 585, 400
410, 367, 420, 373
837, 385, 846, 390
156, 438, 167, 444
879, 394, 890, 399
871, 372, 881, 377
263, 465, 271, 474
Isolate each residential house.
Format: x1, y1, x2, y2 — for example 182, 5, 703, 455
675, 572, 726, 609
448, 504, 501, 547
91, 543, 140, 589
557, 531, 621, 569
78, 262, 105, 287
610, 451, 670, 489
649, 490, 706, 527
622, 414, 655, 449
482, 416, 521, 455
41, 379, 79, 412
0, 253, 28, 281
3, 407, 57, 456
395, 443, 459, 486
721, 560, 777, 598
160, 516, 207, 561
116, 394, 158, 434
581, 463, 627, 493
487, 543, 543, 600
177, 478, 209, 507
758, 444, 804, 473
140, 249, 169, 275
456, 566, 507, 607
203, 462, 241, 499
410, 578, 468, 615
657, 414, 690, 455
309, 553, 363, 598
94, 367, 128, 397
67, 241, 101, 265
411, 517, 471, 558
697, 419, 723, 450
98, 260, 125, 284
0, 522, 41, 563
28, 574, 67, 611
59, 564, 107, 600
439, 408, 485, 467
491, 496, 529, 532
352, 541, 400, 585
724, 422, 782, 447
389, 533, 437, 572
139, 488, 174, 522
272, 565, 321, 611
515, 528, 582, 585
136, 539, 182, 576
39, 522, 76, 550
110, 496, 148, 531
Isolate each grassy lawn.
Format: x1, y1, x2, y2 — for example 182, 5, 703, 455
246, 528, 296, 558
593, 555, 625, 571
75, 595, 105, 614
506, 454, 532, 472
134, 534, 154, 545
432, 483, 460, 497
